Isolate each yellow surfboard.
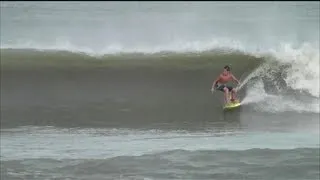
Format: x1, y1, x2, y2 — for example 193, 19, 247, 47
223, 95, 241, 110
223, 100, 241, 110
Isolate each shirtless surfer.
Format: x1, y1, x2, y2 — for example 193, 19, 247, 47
211, 65, 240, 104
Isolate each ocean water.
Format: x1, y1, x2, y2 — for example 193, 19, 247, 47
1, 2, 319, 180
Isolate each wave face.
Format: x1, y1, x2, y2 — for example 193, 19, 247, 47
1, 47, 319, 117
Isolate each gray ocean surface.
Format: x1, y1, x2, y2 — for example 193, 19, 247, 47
1, 2, 319, 180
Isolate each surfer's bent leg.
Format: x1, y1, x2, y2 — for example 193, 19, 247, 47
223, 87, 230, 104
230, 87, 237, 101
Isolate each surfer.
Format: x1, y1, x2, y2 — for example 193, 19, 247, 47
211, 65, 240, 104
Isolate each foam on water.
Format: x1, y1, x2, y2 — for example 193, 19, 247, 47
269, 43, 319, 97
238, 42, 319, 113
241, 79, 320, 113
1, 126, 319, 161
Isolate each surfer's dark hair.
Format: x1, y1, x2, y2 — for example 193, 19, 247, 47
224, 65, 230, 71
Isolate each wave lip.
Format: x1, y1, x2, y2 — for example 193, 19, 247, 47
0, 37, 250, 56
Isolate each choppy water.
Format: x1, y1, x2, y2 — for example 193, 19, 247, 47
1, 2, 319, 180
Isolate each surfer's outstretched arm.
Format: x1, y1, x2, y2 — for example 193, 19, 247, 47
231, 74, 240, 85
211, 77, 220, 93
212, 77, 220, 89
